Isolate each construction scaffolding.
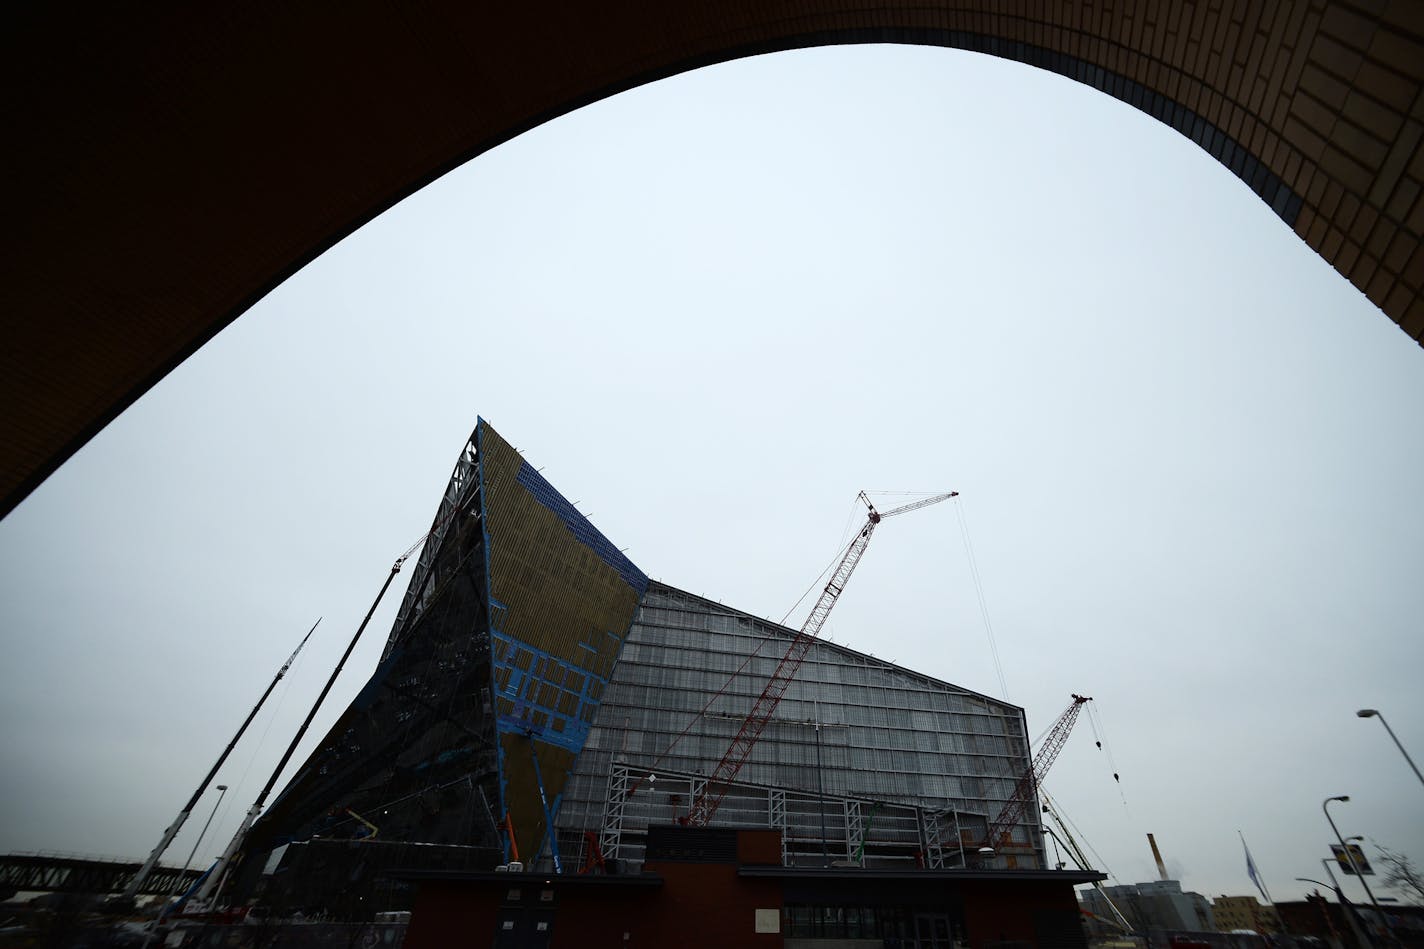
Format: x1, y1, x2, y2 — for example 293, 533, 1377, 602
569, 761, 992, 872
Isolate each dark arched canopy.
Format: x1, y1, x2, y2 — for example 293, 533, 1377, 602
6, 2, 1422, 516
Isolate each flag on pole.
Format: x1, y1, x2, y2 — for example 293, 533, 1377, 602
1241, 832, 1274, 906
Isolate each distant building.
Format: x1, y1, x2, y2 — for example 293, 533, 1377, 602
1082, 880, 1214, 935
1273, 894, 1424, 949
1211, 895, 1280, 934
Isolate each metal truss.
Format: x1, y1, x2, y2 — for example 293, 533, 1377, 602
845, 800, 864, 863
384, 431, 482, 658
0, 854, 203, 896
599, 762, 633, 861
922, 811, 946, 869
769, 789, 787, 866
585, 763, 938, 870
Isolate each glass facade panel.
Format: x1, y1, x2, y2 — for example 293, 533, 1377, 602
557, 583, 1043, 870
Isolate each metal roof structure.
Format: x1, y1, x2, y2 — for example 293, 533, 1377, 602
7, 2, 1421, 516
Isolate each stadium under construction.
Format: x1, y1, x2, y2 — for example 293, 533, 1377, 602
204, 419, 1102, 946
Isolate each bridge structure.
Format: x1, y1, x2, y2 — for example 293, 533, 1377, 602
0, 853, 204, 898
5, 2, 1422, 517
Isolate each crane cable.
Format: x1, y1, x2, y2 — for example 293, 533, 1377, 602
1086, 702, 1130, 810
394, 468, 487, 580
787, 492, 937, 629
209, 633, 313, 865
633, 491, 947, 800
1042, 788, 1122, 887
955, 500, 1010, 701
777, 496, 865, 626
626, 631, 778, 799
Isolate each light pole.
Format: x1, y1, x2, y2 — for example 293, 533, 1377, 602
1323, 796, 1388, 945
792, 703, 846, 866
142, 784, 231, 949
1357, 710, 1424, 789
1321, 858, 1343, 890
813, 713, 827, 865
1297, 877, 1357, 949
179, 784, 228, 872
1042, 827, 1075, 870
1315, 862, 1376, 949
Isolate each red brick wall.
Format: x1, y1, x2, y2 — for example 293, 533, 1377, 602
403, 857, 1087, 949
402, 866, 784, 949
629, 861, 784, 949
404, 879, 500, 949
960, 879, 1082, 949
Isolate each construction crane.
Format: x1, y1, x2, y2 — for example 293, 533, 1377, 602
1040, 794, 1094, 873
977, 694, 1091, 856
1041, 792, 1135, 933
682, 490, 957, 827
121, 619, 319, 901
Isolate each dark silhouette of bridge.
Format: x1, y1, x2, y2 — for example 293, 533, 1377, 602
0, 853, 203, 898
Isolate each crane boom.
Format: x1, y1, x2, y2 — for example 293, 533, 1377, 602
1042, 792, 1134, 932
980, 694, 1091, 852
683, 491, 957, 827
121, 618, 319, 900
879, 494, 959, 519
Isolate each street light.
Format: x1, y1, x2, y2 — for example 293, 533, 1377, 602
1321, 858, 1343, 890
141, 784, 231, 949
1298, 876, 1338, 896
1322, 797, 1388, 937
1042, 827, 1078, 871
179, 784, 229, 872
1357, 709, 1424, 789
1299, 874, 1370, 949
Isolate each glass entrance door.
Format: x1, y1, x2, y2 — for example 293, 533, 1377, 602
913, 912, 954, 948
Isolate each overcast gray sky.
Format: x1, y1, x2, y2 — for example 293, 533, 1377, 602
1, 45, 1420, 905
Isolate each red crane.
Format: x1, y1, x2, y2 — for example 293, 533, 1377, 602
683, 490, 957, 827
978, 694, 1092, 853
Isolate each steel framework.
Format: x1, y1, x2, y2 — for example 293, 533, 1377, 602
597, 761, 973, 869
0, 854, 203, 896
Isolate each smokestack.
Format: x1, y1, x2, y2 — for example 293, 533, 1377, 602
1147, 833, 1169, 881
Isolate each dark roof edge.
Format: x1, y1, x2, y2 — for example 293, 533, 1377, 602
389, 869, 664, 887
644, 580, 1023, 713
738, 866, 1107, 884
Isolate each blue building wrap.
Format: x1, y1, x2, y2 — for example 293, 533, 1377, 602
489, 626, 612, 754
